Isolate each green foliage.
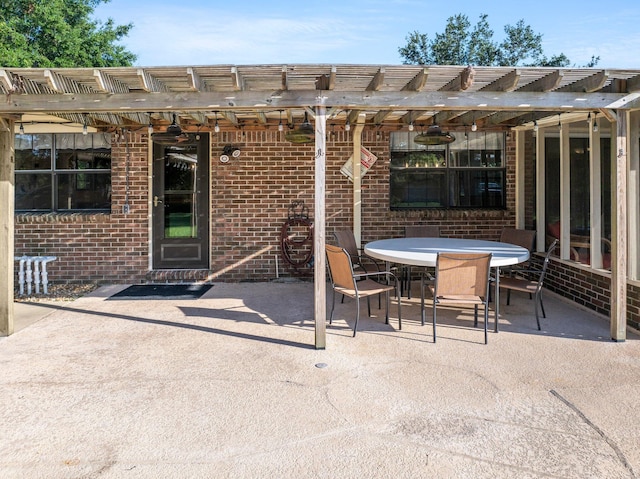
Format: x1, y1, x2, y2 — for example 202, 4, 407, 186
399, 13, 598, 67
0, 0, 136, 67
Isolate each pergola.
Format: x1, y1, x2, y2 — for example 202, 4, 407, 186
1, 64, 639, 346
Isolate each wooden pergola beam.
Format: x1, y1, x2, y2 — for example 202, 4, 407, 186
481, 69, 521, 92
401, 68, 428, 91
517, 70, 563, 92
0, 90, 625, 114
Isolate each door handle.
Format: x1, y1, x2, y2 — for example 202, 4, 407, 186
153, 196, 163, 207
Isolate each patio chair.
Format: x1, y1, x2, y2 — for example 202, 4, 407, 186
498, 239, 558, 331
333, 230, 383, 274
325, 244, 401, 337
490, 227, 537, 301
333, 229, 385, 307
403, 225, 441, 299
423, 252, 492, 344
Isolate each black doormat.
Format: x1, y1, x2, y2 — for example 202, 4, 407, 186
108, 284, 213, 300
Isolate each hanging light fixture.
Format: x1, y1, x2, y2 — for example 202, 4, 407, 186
471, 120, 477, 132
19, 122, 24, 134
533, 120, 539, 132
214, 111, 220, 133
82, 114, 88, 135
408, 121, 414, 132
278, 110, 284, 131
151, 113, 189, 144
592, 112, 599, 132
284, 112, 314, 143
414, 116, 455, 145
345, 119, 351, 132
147, 112, 154, 136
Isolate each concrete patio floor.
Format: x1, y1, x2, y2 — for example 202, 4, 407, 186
3, 282, 640, 478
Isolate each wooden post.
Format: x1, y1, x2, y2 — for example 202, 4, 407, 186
314, 101, 327, 349
611, 111, 627, 341
352, 114, 366, 247
0, 120, 15, 336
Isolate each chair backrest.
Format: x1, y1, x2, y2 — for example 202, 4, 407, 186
500, 228, 536, 251
333, 230, 359, 258
325, 244, 357, 290
405, 225, 441, 238
535, 239, 558, 290
435, 253, 492, 298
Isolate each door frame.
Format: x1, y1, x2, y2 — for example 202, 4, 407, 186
150, 133, 210, 270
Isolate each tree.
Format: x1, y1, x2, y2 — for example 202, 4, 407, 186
399, 14, 595, 67
0, 0, 136, 67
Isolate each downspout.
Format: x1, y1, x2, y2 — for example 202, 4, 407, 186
515, 130, 525, 229
352, 113, 366, 248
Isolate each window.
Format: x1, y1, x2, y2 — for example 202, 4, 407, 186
390, 131, 505, 209
544, 134, 611, 269
15, 133, 111, 212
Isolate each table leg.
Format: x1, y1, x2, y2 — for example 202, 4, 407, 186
494, 267, 500, 333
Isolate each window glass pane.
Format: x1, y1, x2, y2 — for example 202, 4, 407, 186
466, 131, 486, 150
390, 170, 447, 209
544, 136, 561, 252
485, 132, 503, 152
16, 173, 52, 210
15, 134, 52, 170
601, 138, 611, 243
451, 170, 504, 208
570, 138, 590, 236
57, 173, 111, 210
449, 133, 469, 167
55, 134, 111, 170
390, 150, 445, 168
93, 133, 112, 149
390, 131, 411, 151
55, 133, 76, 169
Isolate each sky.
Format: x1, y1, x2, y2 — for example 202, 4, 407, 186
93, 0, 640, 68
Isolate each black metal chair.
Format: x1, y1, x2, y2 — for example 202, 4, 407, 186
423, 252, 492, 344
325, 244, 401, 337
498, 239, 558, 330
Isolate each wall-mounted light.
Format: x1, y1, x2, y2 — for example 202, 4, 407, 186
345, 120, 351, 132
223, 145, 241, 157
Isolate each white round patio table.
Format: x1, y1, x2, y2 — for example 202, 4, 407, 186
364, 237, 530, 332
